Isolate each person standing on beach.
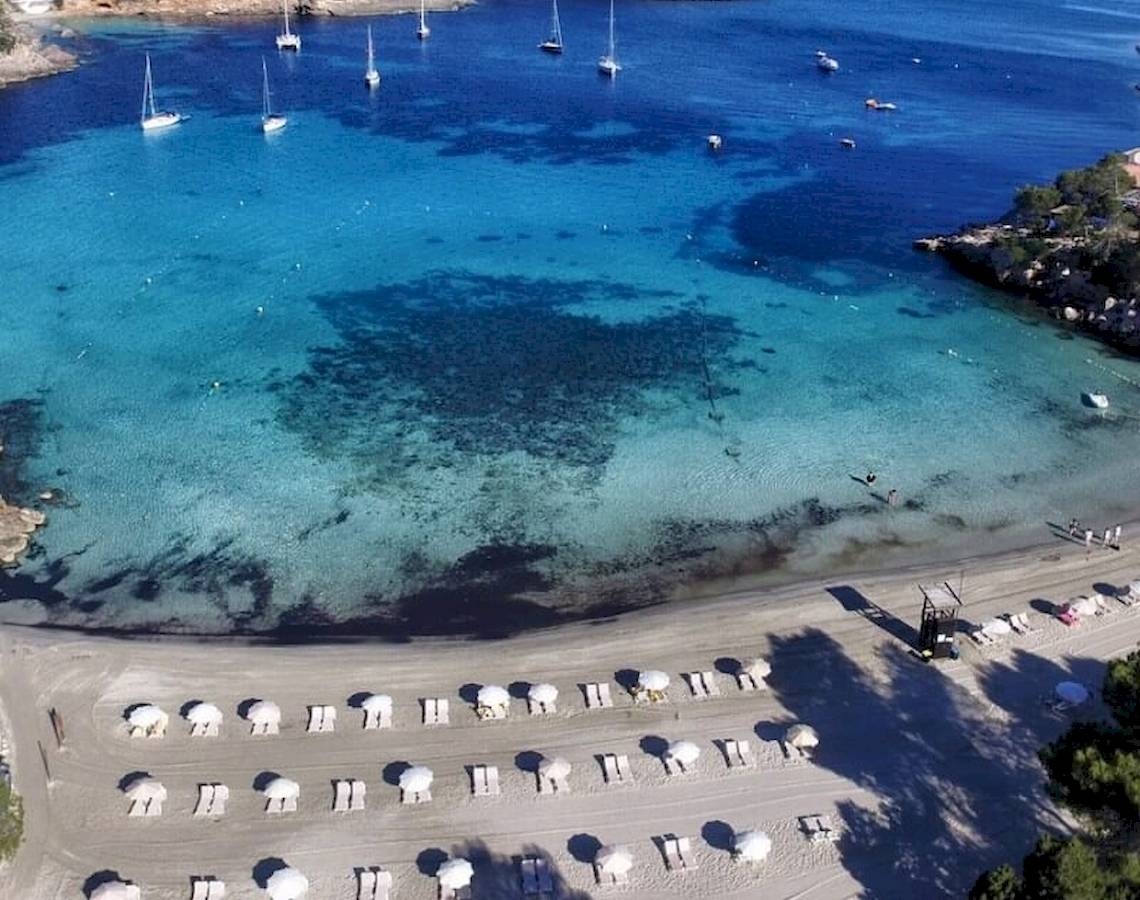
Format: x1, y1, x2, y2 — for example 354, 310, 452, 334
1115, 524, 1123, 549
866, 472, 877, 485
1084, 528, 1093, 549
1104, 527, 1113, 548
887, 489, 898, 507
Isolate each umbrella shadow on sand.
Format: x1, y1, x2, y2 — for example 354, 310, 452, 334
448, 839, 592, 900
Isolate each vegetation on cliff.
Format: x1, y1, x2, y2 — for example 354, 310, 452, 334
0, 4, 17, 55
0, 780, 23, 863
970, 650, 1140, 899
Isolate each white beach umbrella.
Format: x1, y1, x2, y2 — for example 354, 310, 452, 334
265, 866, 309, 900
741, 658, 772, 679
127, 704, 168, 729
123, 776, 167, 803
665, 740, 701, 765
399, 765, 434, 793
437, 857, 474, 889
980, 618, 1012, 637
734, 829, 772, 861
361, 693, 393, 714
1055, 681, 1090, 705
785, 723, 820, 749
185, 702, 223, 725
595, 845, 633, 875
262, 777, 300, 800
247, 700, 282, 725
528, 682, 558, 704
477, 685, 510, 707
638, 670, 670, 692
1068, 596, 1099, 617
90, 881, 136, 900
1128, 581, 1140, 599
538, 756, 572, 779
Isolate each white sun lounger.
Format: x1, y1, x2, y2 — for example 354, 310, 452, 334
422, 698, 450, 726
677, 837, 697, 870
209, 784, 228, 816
356, 868, 392, 900
402, 788, 431, 805
583, 682, 614, 709
283, 795, 298, 813
528, 698, 556, 716
333, 779, 352, 812
803, 813, 839, 843
128, 799, 147, 817
145, 798, 162, 817
266, 797, 285, 814
663, 756, 688, 776
250, 719, 279, 736
613, 753, 633, 783
594, 865, 629, 886
194, 785, 213, 817
968, 628, 995, 646
684, 672, 707, 699
364, 706, 393, 730
190, 720, 221, 738
723, 738, 754, 768
322, 704, 337, 731
471, 764, 500, 797
662, 838, 682, 871
538, 772, 570, 795
699, 671, 720, 696
350, 779, 366, 811
191, 878, 225, 900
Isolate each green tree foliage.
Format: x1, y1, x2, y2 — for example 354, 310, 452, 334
1014, 184, 1063, 226
1055, 154, 1128, 223
0, 780, 24, 863
1022, 836, 1108, 900
0, 4, 16, 56
969, 864, 1022, 900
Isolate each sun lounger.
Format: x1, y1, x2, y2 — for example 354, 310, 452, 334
1118, 583, 1140, 607
129, 799, 147, 817
402, 788, 431, 805
736, 670, 762, 691
1006, 612, 1032, 635
210, 785, 228, 816
364, 706, 393, 729
677, 837, 698, 870
699, 671, 720, 696
1095, 594, 1115, 615
594, 865, 629, 886
521, 858, 540, 896
803, 814, 839, 843
350, 779, 366, 811
601, 753, 621, 784
471, 764, 500, 797
192, 878, 225, 900
358, 869, 378, 900
968, 628, 995, 646
322, 705, 337, 731
528, 698, 556, 716
684, 672, 707, 699
194, 785, 213, 817
422, 698, 450, 726
538, 772, 570, 794
334, 779, 352, 812
251, 719, 279, 736
266, 797, 284, 814
662, 838, 682, 871
663, 756, 687, 776
583, 682, 614, 709
535, 858, 553, 893
615, 753, 633, 783
145, 798, 162, 817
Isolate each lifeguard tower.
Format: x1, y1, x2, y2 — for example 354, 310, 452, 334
918, 582, 962, 659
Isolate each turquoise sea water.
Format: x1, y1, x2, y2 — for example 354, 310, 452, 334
1, 0, 1140, 635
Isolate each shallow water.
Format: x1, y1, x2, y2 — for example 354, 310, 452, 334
1, 0, 1139, 636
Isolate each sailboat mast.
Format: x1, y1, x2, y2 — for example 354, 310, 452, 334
262, 58, 271, 118
367, 25, 374, 67
552, 0, 561, 45
608, 0, 615, 58
142, 55, 152, 120
420, 0, 426, 30
283, 0, 291, 37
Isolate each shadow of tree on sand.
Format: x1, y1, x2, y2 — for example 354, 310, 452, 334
449, 839, 593, 900
767, 627, 1081, 897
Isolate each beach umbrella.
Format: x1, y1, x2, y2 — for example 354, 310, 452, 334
1055, 681, 1090, 705
265, 866, 309, 900
247, 700, 281, 725
785, 724, 820, 748
665, 740, 701, 765
123, 776, 167, 803
1068, 596, 1099, 617
262, 777, 300, 800
90, 881, 136, 900
1128, 581, 1140, 599
638, 670, 670, 692
528, 683, 558, 704
595, 845, 633, 875
741, 658, 771, 679
437, 857, 474, 889
734, 829, 772, 861
477, 685, 510, 708
126, 704, 168, 729
361, 693, 392, 714
399, 765, 434, 793
185, 702, 223, 725
980, 618, 1012, 637
538, 756, 572, 779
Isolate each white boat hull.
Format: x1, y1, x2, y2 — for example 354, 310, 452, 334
365, 70, 381, 87
598, 57, 620, 76
276, 35, 301, 51
417, 25, 431, 39
140, 112, 183, 131
262, 115, 288, 133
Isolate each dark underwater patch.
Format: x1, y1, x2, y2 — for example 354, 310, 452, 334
0, 397, 47, 504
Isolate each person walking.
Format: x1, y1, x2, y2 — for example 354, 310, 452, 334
1068, 518, 1078, 536
1115, 524, 1123, 550
1104, 527, 1113, 548
1084, 528, 1093, 549
887, 489, 898, 507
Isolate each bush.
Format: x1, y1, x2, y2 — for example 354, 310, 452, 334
0, 780, 23, 863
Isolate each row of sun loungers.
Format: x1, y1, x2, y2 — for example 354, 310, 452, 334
520, 857, 554, 897
470, 765, 501, 796
190, 877, 226, 899
356, 868, 393, 900
583, 682, 614, 709
601, 752, 633, 785
193, 784, 229, 817
684, 671, 721, 699
333, 779, 367, 812
423, 697, 451, 726
306, 704, 337, 733
662, 836, 699, 872
128, 797, 163, 817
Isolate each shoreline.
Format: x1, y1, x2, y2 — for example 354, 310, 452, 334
30, 0, 475, 20
0, 25, 77, 87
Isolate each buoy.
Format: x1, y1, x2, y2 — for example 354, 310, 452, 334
255, 306, 264, 316
707, 134, 723, 151
210, 381, 222, 391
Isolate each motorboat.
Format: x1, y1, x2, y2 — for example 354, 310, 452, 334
817, 54, 839, 72
840, 137, 856, 149
1082, 392, 1109, 409
417, 0, 431, 40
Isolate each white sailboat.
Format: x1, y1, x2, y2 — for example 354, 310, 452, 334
276, 0, 301, 51
539, 0, 563, 53
598, 0, 620, 77
365, 25, 381, 87
261, 57, 287, 133
416, 0, 431, 40
139, 54, 183, 131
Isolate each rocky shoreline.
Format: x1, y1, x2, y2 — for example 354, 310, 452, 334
34, 0, 473, 19
0, 25, 77, 87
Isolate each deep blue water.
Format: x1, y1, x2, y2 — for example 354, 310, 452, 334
1, 0, 1139, 636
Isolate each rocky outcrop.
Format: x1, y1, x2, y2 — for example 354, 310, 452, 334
39, 0, 472, 18
916, 225, 1140, 353
0, 497, 44, 566
0, 26, 76, 87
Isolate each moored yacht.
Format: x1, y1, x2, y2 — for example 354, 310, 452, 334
540, 0, 563, 53
139, 54, 183, 131
597, 0, 620, 77
276, 0, 301, 51
365, 25, 381, 87
417, 0, 431, 40
260, 57, 287, 133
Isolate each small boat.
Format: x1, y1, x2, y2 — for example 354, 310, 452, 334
597, 0, 620, 77
817, 54, 839, 72
865, 98, 897, 110
840, 137, 856, 149
707, 134, 723, 151
276, 0, 301, 51
364, 25, 381, 87
261, 57, 287, 133
139, 54, 183, 131
1082, 392, 1109, 409
539, 0, 563, 53
416, 0, 431, 40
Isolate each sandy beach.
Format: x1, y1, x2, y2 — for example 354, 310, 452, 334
1, 526, 1137, 899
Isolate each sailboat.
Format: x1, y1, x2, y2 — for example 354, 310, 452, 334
365, 25, 381, 87
276, 0, 301, 51
139, 54, 183, 131
416, 0, 431, 40
260, 57, 287, 133
597, 0, 620, 77
539, 0, 563, 54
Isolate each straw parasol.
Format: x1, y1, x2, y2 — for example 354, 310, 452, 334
980, 618, 1012, 637
1069, 596, 1099, 617
437, 857, 474, 889
595, 845, 633, 876
665, 740, 701, 766
785, 723, 819, 748
262, 777, 300, 800
538, 756, 572, 779
185, 702, 223, 725
528, 683, 558, 704
1055, 681, 1090, 705
265, 866, 309, 900
247, 700, 281, 725
90, 881, 136, 900
638, 670, 670, 692
734, 829, 772, 861
399, 765, 434, 793
127, 705, 168, 730
123, 776, 167, 803
477, 685, 510, 708
361, 694, 392, 713
740, 658, 771, 679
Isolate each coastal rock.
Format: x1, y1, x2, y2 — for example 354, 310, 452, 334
0, 26, 78, 87
0, 495, 45, 566
1063, 306, 1081, 322
35, 0, 472, 18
